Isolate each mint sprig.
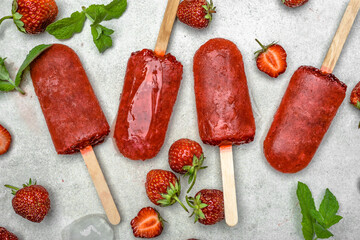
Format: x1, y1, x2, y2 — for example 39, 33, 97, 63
46, 0, 127, 53
297, 182, 342, 240
0, 44, 52, 94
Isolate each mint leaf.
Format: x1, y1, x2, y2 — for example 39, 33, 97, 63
0, 57, 18, 93
91, 24, 114, 53
314, 222, 333, 239
46, 11, 86, 39
297, 182, 316, 240
310, 209, 325, 226
85, 5, 108, 24
15, 44, 52, 89
319, 189, 342, 228
103, 0, 127, 20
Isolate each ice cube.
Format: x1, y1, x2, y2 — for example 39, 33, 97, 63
62, 214, 114, 240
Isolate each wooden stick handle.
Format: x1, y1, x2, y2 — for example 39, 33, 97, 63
219, 145, 238, 227
154, 0, 180, 56
81, 146, 121, 225
321, 0, 360, 73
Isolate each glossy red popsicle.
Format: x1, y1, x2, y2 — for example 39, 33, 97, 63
194, 38, 256, 146
264, 66, 346, 173
114, 49, 183, 160
30, 44, 110, 154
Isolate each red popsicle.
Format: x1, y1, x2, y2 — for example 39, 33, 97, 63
194, 38, 256, 226
30, 44, 120, 224
264, 0, 360, 173
114, 0, 182, 160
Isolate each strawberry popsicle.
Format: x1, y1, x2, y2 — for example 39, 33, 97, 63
264, 66, 346, 173
193, 38, 256, 227
194, 38, 256, 146
30, 44, 110, 154
264, 0, 360, 174
30, 44, 120, 225
113, 49, 183, 160
113, 0, 182, 160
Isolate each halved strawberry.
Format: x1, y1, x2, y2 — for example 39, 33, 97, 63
255, 39, 287, 78
130, 207, 164, 238
0, 124, 12, 155
282, 0, 308, 8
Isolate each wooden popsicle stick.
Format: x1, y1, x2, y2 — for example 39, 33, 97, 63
154, 0, 180, 56
321, 0, 360, 73
81, 146, 121, 225
219, 145, 238, 227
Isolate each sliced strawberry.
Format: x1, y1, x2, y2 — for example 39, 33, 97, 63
255, 39, 287, 78
130, 207, 164, 238
0, 124, 12, 155
282, 0, 309, 8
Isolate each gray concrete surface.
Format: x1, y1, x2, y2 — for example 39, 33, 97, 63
0, 0, 359, 239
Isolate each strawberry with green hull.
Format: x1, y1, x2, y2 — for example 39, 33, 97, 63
131, 207, 164, 238
0, 124, 12, 155
145, 169, 188, 212
168, 138, 206, 193
350, 81, 360, 109
186, 189, 224, 225
177, 0, 216, 29
282, 0, 309, 8
5, 179, 50, 223
0, 227, 18, 240
255, 39, 287, 78
0, 0, 58, 34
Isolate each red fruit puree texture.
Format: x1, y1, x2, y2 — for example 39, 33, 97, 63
264, 66, 346, 173
114, 49, 183, 160
193, 38, 256, 146
30, 44, 110, 154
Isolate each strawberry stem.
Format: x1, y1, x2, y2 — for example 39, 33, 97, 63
4, 184, 19, 195
0, 16, 13, 25
255, 39, 266, 51
174, 196, 189, 212
187, 170, 197, 193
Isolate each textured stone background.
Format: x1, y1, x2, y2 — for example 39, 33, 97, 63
0, 0, 359, 239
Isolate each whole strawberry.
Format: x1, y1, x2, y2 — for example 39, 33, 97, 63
186, 189, 224, 225
5, 179, 51, 222
145, 169, 188, 212
282, 0, 308, 8
0, 227, 18, 240
350, 81, 360, 109
255, 39, 287, 78
177, 0, 216, 29
0, 0, 58, 34
130, 207, 164, 238
168, 138, 206, 193
0, 124, 12, 156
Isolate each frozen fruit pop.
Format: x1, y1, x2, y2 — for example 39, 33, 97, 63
30, 44, 120, 225
264, 66, 346, 173
114, 50, 182, 160
194, 38, 256, 146
114, 0, 182, 160
264, 0, 360, 173
30, 44, 109, 154
193, 38, 256, 227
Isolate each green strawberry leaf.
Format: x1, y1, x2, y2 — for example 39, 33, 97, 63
15, 44, 52, 91
46, 11, 86, 39
297, 182, 316, 240
12, 12, 26, 33
90, 24, 114, 53
103, 0, 127, 20
356, 101, 360, 110
314, 222, 333, 239
319, 189, 342, 228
